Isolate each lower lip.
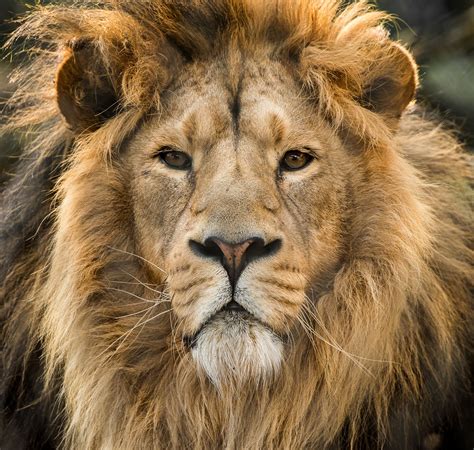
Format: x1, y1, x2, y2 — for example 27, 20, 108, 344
183, 309, 250, 349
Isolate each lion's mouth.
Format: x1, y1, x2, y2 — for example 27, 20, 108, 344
186, 300, 286, 385
183, 300, 255, 349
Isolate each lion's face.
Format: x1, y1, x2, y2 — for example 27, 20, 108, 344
126, 59, 349, 384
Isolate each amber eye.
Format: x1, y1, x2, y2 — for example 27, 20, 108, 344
280, 150, 314, 171
157, 148, 192, 170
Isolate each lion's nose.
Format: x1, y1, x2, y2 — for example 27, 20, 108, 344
189, 237, 282, 289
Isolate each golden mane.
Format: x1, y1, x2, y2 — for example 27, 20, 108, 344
4, 0, 414, 149
1, 1, 472, 449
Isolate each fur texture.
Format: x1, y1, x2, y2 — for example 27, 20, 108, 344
1, 1, 472, 449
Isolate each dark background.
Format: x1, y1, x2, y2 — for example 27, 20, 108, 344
1, 0, 473, 174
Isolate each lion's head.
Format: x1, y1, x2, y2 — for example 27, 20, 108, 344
129, 56, 356, 385
1, 1, 472, 449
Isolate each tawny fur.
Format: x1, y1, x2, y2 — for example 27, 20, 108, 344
0, 1, 472, 449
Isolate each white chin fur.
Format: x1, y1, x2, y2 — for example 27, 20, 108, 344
191, 312, 283, 387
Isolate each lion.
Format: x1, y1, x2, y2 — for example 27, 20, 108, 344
0, 0, 472, 449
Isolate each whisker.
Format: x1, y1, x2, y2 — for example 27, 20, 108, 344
113, 307, 173, 356
106, 287, 170, 304
311, 311, 393, 366
295, 314, 317, 348
100, 307, 173, 362
108, 280, 156, 288
115, 304, 163, 319
96, 307, 155, 362
171, 318, 189, 360
107, 246, 168, 275
117, 269, 167, 294
304, 293, 395, 365
299, 299, 375, 376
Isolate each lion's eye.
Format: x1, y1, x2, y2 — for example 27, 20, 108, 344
156, 149, 192, 170
280, 150, 314, 171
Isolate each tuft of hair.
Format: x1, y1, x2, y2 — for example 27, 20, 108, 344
191, 314, 284, 388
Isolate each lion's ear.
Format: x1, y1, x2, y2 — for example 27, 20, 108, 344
56, 39, 122, 132
360, 43, 418, 121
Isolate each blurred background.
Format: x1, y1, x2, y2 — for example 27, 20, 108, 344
0, 0, 473, 176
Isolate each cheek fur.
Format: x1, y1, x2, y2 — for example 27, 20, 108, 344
132, 171, 194, 254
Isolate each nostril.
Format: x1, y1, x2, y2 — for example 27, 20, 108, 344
189, 236, 283, 289
189, 239, 222, 259
247, 238, 282, 261
189, 238, 281, 262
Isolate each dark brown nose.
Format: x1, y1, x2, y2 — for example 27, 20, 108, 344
190, 236, 281, 289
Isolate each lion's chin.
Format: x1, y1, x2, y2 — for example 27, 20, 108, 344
190, 311, 283, 387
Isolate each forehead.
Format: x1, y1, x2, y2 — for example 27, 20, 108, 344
154, 58, 314, 144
